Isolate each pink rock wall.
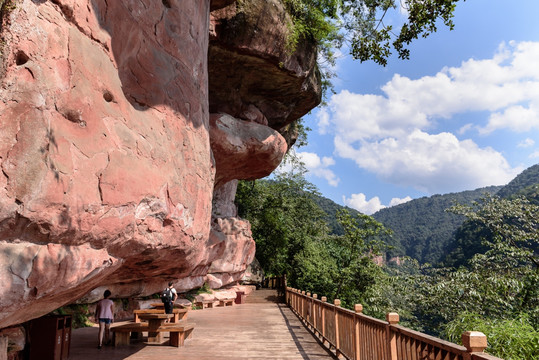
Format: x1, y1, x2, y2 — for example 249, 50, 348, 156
0, 0, 215, 328
0, 0, 321, 329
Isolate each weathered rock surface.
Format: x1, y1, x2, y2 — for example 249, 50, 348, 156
210, 113, 288, 187
0, 0, 214, 328
209, 0, 321, 133
0, 0, 321, 330
242, 257, 264, 286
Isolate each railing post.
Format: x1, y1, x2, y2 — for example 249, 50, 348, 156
462, 331, 488, 360
321, 296, 327, 344
283, 274, 287, 303
301, 291, 306, 319
297, 289, 300, 313
354, 304, 363, 360
386, 312, 399, 360
307, 292, 312, 327
313, 294, 318, 333
334, 299, 341, 357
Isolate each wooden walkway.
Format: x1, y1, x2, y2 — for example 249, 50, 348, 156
68, 289, 336, 360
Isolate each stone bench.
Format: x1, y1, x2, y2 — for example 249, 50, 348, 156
195, 300, 214, 309
111, 322, 149, 346
218, 299, 234, 307
111, 321, 195, 347
159, 322, 195, 347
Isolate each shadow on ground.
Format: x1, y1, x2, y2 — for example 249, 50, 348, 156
69, 326, 177, 360
277, 304, 338, 360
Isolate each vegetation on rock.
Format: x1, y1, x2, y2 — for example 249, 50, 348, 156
284, 0, 461, 66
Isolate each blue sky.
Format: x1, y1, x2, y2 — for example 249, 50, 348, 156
283, 0, 539, 215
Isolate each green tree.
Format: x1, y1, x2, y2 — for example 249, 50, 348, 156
443, 313, 539, 360
332, 209, 390, 301
284, 0, 462, 67
235, 168, 329, 277
410, 195, 538, 336
449, 195, 538, 272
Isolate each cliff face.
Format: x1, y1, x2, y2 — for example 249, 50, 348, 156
0, 0, 320, 328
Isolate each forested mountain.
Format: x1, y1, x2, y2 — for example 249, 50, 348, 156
310, 194, 361, 235
371, 186, 502, 263
312, 186, 502, 263
496, 164, 539, 204
442, 164, 539, 267
312, 164, 538, 265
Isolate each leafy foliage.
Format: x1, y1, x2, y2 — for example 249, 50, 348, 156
283, 0, 462, 67
443, 164, 539, 266
54, 304, 93, 329
449, 195, 539, 271
310, 193, 361, 235
236, 171, 391, 308
236, 170, 329, 277
443, 313, 539, 360
330, 209, 390, 302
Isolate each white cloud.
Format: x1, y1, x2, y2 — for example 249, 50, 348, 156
321, 42, 539, 143
296, 151, 340, 187
481, 103, 539, 134
343, 193, 413, 215
320, 41, 537, 194
518, 138, 535, 148
458, 123, 474, 135
317, 108, 330, 135
343, 193, 385, 215
337, 130, 521, 193
389, 196, 412, 207
530, 151, 539, 159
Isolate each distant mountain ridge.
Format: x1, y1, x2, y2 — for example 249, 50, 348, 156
496, 164, 539, 204
372, 186, 501, 263
314, 163, 538, 265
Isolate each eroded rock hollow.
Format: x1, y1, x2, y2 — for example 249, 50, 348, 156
0, 0, 320, 328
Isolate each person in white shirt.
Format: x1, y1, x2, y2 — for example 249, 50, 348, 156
95, 289, 114, 349
163, 281, 178, 315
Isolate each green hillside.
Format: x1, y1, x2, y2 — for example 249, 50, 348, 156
311, 194, 361, 235
496, 163, 539, 204
372, 186, 502, 264
442, 163, 539, 267
300, 164, 537, 266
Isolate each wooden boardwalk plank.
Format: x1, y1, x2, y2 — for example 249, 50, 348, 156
68, 289, 337, 360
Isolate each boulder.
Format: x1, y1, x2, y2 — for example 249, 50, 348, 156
242, 257, 264, 286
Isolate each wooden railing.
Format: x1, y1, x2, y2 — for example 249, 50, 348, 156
286, 288, 503, 360
263, 275, 286, 290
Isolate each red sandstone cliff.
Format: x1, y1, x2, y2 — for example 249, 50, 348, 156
0, 0, 320, 328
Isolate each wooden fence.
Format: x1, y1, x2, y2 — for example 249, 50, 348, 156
286, 288, 503, 360
263, 276, 286, 290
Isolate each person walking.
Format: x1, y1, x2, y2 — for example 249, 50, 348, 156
95, 289, 114, 349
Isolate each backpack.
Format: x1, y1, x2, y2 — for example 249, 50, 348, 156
161, 287, 173, 303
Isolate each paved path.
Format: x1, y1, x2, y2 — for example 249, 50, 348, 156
68, 289, 336, 360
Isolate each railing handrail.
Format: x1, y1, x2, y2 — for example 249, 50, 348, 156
286, 287, 504, 360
